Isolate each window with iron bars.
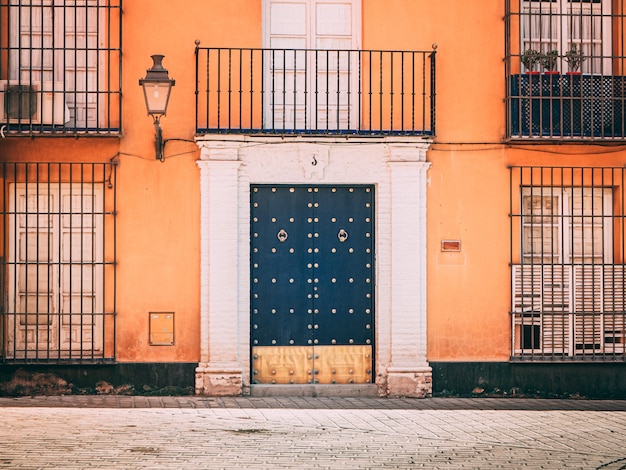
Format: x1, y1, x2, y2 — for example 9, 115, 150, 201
510, 166, 626, 361
505, 0, 626, 139
0, 0, 122, 135
0, 162, 117, 363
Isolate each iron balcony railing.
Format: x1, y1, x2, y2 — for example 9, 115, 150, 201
505, 0, 626, 140
508, 73, 626, 139
195, 46, 436, 136
0, 1, 122, 136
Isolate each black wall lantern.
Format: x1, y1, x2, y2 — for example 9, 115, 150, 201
139, 54, 175, 161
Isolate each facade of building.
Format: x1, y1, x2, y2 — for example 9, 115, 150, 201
1, 0, 625, 398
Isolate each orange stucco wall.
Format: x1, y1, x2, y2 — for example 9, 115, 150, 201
3, 1, 626, 365
111, 0, 262, 362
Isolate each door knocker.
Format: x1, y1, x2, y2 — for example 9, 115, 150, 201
277, 229, 288, 242
338, 229, 348, 243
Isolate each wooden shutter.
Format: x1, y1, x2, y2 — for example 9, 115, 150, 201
603, 265, 626, 353
541, 265, 571, 353
573, 265, 603, 353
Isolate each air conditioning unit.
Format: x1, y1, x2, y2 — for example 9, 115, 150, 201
0, 81, 70, 125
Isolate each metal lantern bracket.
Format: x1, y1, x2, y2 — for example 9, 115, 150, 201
139, 54, 175, 161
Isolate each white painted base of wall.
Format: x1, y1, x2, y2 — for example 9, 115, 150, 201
196, 135, 432, 397
195, 362, 243, 396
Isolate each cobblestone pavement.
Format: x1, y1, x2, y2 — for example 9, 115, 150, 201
1, 397, 625, 469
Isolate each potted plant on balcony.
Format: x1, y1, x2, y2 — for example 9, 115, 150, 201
521, 49, 541, 74
541, 50, 559, 74
518, 49, 543, 135
564, 45, 586, 74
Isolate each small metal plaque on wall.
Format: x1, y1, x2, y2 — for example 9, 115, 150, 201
441, 239, 462, 252
149, 312, 175, 345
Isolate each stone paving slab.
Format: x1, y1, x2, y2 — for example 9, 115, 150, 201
1, 395, 626, 410
1, 397, 626, 468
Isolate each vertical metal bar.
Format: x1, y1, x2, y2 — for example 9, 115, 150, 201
346, 49, 351, 131
68, 163, 74, 360
325, 50, 329, 132
509, 165, 514, 358
45, 163, 52, 361
250, 49, 254, 130
281, 49, 286, 132
261, 48, 266, 130
335, 49, 340, 132
217, 49, 222, 131
206, 49, 211, 131
106, 0, 112, 132
529, 166, 536, 359
73, 3, 79, 133
304, 49, 308, 131
11, 165, 18, 359
90, 163, 96, 359
567, 166, 573, 357
23, 164, 30, 358
504, 0, 510, 138
378, 51, 383, 133
368, 50, 372, 132
83, 1, 91, 130
539, 167, 546, 359
271, 49, 276, 131
292, 49, 297, 131
51, 2, 58, 133
118, 0, 123, 133
314, 49, 319, 132
358, 50, 362, 133
34, 163, 41, 356
400, 51, 405, 133
238, 48, 243, 130
112, 161, 118, 361
431, 49, 436, 135
100, 162, 105, 360
411, 52, 414, 133
423, 51, 427, 134
613, 166, 626, 360
77, 162, 85, 360
227, 49, 232, 130
194, 43, 199, 132
389, 51, 394, 132
11, 165, 17, 359
0, 163, 5, 362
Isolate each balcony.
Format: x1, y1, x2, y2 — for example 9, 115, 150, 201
194, 46, 436, 136
509, 73, 626, 139
0, 1, 122, 136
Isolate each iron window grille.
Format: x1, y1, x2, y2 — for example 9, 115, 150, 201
0, 0, 122, 136
505, 0, 626, 139
194, 46, 436, 136
0, 162, 117, 364
510, 166, 626, 361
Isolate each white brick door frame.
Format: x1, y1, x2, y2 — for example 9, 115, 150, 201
195, 136, 432, 397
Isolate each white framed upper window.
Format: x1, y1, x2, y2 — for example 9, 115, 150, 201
521, 0, 612, 73
262, 0, 361, 130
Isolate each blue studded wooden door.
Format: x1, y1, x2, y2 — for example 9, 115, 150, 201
251, 185, 374, 384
